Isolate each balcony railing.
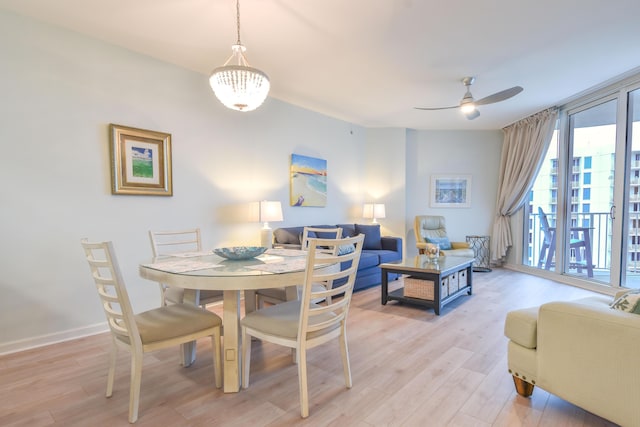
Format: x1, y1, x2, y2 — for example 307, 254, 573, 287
528, 211, 640, 275
527, 211, 611, 272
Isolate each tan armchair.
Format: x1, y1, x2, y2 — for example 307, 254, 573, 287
414, 215, 474, 257
504, 293, 640, 427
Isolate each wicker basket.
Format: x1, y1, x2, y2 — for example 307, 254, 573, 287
404, 276, 435, 300
448, 272, 459, 294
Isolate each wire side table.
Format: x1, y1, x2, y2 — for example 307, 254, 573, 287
466, 235, 492, 272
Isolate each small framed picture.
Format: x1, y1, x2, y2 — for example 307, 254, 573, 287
109, 124, 172, 196
430, 174, 471, 208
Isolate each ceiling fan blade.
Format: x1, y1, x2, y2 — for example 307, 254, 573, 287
414, 105, 459, 111
474, 86, 523, 106
465, 110, 480, 120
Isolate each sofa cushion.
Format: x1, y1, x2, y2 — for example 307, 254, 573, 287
355, 223, 382, 250
337, 223, 356, 238
377, 249, 401, 263
610, 289, 640, 314
358, 251, 380, 269
425, 236, 452, 250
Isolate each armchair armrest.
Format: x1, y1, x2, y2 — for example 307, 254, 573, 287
451, 241, 471, 249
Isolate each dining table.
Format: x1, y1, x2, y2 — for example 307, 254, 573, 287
139, 248, 317, 393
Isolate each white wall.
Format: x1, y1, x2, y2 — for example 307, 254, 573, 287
363, 128, 407, 249
405, 129, 504, 255
0, 10, 504, 353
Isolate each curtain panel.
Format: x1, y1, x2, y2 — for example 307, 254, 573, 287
491, 107, 558, 262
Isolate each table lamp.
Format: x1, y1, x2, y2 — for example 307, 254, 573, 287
363, 203, 385, 224
259, 200, 283, 248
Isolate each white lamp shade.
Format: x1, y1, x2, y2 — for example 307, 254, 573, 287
259, 200, 282, 248
363, 203, 385, 221
260, 200, 283, 223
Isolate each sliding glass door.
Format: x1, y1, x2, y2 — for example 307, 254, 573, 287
564, 99, 617, 283
624, 88, 640, 288
524, 79, 640, 289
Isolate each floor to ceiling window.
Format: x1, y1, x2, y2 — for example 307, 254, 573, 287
522, 75, 640, 288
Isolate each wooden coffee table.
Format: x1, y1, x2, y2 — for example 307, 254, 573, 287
381, 255, 474, 315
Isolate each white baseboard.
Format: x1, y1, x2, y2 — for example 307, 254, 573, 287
1, 299, 228, 356
0, 322, 108, 356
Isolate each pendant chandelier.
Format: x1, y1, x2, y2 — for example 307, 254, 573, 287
209, 0, 270, 112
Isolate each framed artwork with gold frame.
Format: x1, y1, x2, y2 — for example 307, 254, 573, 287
109, 124, 173, 196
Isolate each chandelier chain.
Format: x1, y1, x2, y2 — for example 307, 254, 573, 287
235, 0, 241, 46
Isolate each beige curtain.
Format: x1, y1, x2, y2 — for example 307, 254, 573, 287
491, 107, 558, 262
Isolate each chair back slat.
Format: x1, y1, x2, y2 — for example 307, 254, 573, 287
149, 229, 202, 257
298, 234, 364, 342
81, 239, 141, 348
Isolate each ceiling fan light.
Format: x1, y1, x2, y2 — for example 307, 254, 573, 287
460, 101, 476, 114
464, 109, 480, 120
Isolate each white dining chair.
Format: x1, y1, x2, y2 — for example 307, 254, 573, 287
254, 226, 343, 308
241, 233, 364, 418
149, 228, 223, 307
80, 239, 222, 423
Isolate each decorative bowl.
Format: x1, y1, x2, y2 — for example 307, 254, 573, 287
213, 246, 267, 260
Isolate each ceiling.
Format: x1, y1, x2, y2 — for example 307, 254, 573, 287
2, 0, 640, 130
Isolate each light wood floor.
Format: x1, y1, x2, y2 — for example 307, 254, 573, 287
0, 269, 620, 426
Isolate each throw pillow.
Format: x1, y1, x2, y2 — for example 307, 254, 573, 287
338, 244, 355, 255
355, 223, 382, 250
274, 227, 304, 245
425, 236, 452, 250
610, 289, 640, 314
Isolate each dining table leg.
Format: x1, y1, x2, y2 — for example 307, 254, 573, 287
222, 289, 241, 393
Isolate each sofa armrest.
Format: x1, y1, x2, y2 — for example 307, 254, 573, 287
381, 236, 402, 255
537, 297, 640, 425
451, 241, 471, 249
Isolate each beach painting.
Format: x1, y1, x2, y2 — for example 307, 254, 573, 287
290, 154, 327, 207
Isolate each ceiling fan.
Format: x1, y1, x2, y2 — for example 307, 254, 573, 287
415, 77, 523, 120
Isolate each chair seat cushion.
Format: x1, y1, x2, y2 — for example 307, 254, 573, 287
133, 304, 221, 344
241, 300, 337, 339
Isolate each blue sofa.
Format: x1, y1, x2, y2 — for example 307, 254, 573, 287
273, 223, 402, 291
